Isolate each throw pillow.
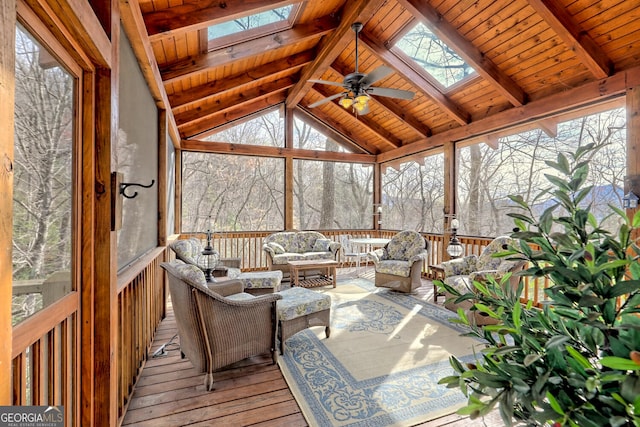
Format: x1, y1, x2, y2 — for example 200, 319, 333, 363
268, 242, 286, 254
174, 263, 207, 290
312, 238, 331, 252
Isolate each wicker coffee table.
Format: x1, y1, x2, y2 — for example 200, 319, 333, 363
288, 259, 338, 288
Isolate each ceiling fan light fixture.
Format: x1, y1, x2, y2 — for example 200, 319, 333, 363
353, 101, 367, 113
339, 96, 353, 108
355, 93, 369, 106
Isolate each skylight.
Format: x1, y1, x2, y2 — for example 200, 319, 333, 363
394, 22, 475, 89
208, 4, 297, 48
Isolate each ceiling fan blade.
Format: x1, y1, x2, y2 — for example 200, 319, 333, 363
367, 86, 415, 100
308, 79, 346, 88
360, 65, 393, 87
308, 92, 345, 108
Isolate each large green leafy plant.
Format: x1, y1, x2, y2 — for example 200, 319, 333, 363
438, 144, 640, 426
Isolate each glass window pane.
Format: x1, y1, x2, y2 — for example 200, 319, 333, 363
208, 5, 293, 41
202, 110, 284, 148
394, 22, 475, 88
181, 152, 284, 232
456, 108, 626, 236
382, 154, 445, 232
293, 117, 350, 152
293, 160, 373, 230
13, 24, 74, 325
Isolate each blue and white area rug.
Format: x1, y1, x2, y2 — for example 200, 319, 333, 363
277, 278, 481, 427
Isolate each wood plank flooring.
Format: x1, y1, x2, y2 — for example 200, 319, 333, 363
121, 269, 503, 427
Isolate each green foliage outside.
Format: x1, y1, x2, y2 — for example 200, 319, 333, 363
438, 144, 640, 426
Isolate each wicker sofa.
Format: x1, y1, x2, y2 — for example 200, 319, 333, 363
262, 231, 340, 275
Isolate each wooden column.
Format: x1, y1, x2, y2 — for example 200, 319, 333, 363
90, 0, 119, 423
373, 163, 381, 231
284, 108, 294, 230
627, 87, 640, 231
442, 141, 456, 261
158, 109, 167, 246
285, 107, 294, 150
0, 0, 15, 404
285, 156, 294, 230
80, 70, 96, 427
174, 148, 181, 234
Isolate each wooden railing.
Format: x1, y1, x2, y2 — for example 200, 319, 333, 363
457, 235, 551, 306
10, 247, 168, 427
176, 230, 552, 305
11, 291, 79, 426
116, 247, 167, 422
180, 230, 453, 276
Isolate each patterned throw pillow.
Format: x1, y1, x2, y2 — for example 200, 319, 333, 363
312, 238, 331, 252
268, 242, 286, 254
173, 263, 207, 290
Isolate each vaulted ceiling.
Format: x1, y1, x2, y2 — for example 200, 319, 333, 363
120, 0, 640, 163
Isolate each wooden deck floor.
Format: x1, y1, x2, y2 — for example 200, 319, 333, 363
121, 269, 503, 427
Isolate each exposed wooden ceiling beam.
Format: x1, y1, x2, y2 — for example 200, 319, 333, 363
144, 0, 297, 42
297, 106, 381, 154
360, 32, 470, 125
311, 87, 401, 150
160, 16, 338, 85
377, 66, 640, 163
286, 0, 386, 108
181, 139, 376, 163
398, 0, 527, 107
526, 0, 613, 79
537, 118, 558, 138
176, 76, 295, 127
368, 95, 432, 139
179, 92, 288, 139
170, 50, 315, 110
293, 108, 369, 155
329, 64, 431, 139
119, 0, 181, 147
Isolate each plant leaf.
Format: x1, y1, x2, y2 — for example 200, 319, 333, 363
600, 356, 640, 371
546, 391, 566, 415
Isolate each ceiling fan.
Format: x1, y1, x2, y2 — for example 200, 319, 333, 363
307, 22, 415, 115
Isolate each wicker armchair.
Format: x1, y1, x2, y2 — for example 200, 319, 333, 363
368, 230, 429, 293
440, 236, 525, 325
160, 261, 282, 391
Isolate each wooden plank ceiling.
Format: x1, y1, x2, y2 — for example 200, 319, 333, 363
122, 0, 640, 161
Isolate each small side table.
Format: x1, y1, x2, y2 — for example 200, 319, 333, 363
429, 264, 445, 303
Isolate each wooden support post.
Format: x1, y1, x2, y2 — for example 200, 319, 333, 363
174, 148, 182, 234
285, 107, 294, 150
158, 109, 167, 246
443, 141, 456, 261
0, 0, 16, 403
89, 0, 119, 422
627, 87, 640, 238
80, 70, 96, 427
284, 108, 294, 230
373, 163, 382, 231
285, 156, 294, 230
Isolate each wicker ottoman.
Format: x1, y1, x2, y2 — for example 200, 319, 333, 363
276, 287, 331, 354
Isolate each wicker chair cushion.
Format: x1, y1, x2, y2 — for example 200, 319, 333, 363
374, 260, 413, 277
